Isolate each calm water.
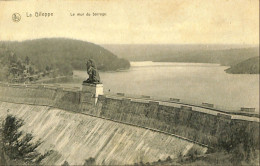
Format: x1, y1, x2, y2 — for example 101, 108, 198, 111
73, 62, 259, 111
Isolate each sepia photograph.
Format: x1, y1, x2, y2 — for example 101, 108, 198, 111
0, 0, 259, 165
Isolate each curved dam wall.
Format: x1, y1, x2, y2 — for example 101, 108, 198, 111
0, 102, 206, 165
0, 84, 80, 112
0, 84, 259, 150
83, 94, 259, 148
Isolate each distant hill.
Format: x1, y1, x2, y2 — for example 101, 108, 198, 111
225, 56, 259, 74
0, 38, 130, 72
102, 44, 258, 66
0, 38, 130, 82
155, 47, 259, 66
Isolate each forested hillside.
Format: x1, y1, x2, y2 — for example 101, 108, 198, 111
0, 38, 130, 82
225, 56, 259, 74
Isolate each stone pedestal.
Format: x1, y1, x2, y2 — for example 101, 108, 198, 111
81, 83, 103, 105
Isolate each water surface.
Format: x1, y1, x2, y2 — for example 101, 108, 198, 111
73, 62, 259, 111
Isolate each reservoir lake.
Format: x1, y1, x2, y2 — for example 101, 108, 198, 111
73, 61, 259, 111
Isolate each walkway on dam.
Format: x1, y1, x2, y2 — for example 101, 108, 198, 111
105, 92, 260, 123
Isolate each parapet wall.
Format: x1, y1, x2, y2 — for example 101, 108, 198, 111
0, 83, 259, 149
0, 84, 80, 112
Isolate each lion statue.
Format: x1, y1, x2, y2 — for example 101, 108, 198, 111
83, 59, 101, 84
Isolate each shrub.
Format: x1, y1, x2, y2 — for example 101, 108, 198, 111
83, 157, 95, 165
62, 160, 70, 166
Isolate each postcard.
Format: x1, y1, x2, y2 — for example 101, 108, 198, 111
0, 0, 259, 165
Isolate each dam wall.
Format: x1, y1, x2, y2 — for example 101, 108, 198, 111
83, 95, 259, 149
0, 84, 80, 112
0, 83, 259, 150
0, 102, 207, 165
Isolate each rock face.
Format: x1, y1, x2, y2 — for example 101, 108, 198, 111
0, 102, 207, 165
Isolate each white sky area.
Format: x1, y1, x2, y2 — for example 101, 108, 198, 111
0, 0, 259, 44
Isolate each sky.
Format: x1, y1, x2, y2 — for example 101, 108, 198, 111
0, 0, 259, 45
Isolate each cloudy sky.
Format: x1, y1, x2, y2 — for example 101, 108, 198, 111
0, 0, 258, 44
